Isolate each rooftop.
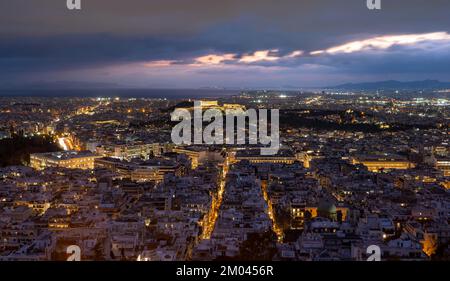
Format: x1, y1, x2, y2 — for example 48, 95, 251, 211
31, 151, 97, 161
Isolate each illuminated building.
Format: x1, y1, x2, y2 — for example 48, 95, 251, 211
291, 204, 348, 225
199, 100, 219, 108
15, 201, 51, 215
223, 103, 246, 111
45, 125, 55, 135
179, 100, 245, 112
442, 181, 450, 190
30, 151, 101, 170
435, 157, 450, 176
351, 155, 415, 172
172, 147, 224, 169
113, 143, 161, 161
296, 152, 322, 168
433, 146, 448, 156
94, 157, 184, 183
232, 149, 296, 164
130, 165, 184, 182
172, 147, 200, 169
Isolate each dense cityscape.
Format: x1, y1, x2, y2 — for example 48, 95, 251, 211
0, 90, 448, 261
1, 1, 450, 272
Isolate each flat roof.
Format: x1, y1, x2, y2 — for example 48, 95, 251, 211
31, 150, 97, 161
235, 149, 295, 158
354, 154, 408, 161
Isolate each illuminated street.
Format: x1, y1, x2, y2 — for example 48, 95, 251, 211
261, 181, 284, 242
200, 158, 228, 239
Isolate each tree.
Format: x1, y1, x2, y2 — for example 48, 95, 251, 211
275, 208, 291, 231
238, 231, 277, 261
336, 210, 343, 223
304, 210, 312, 221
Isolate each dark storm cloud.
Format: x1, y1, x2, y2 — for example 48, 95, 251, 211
0, 0, 450, 87
2, 0, 450, 36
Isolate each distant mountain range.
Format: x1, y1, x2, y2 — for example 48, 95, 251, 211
329, 80, 450, 91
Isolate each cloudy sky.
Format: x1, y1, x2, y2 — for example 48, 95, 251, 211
1, 0, 449, 89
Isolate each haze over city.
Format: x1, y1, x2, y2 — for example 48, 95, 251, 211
0, 0, 449, 266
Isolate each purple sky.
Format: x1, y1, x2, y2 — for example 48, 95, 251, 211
1, 0, 450, 89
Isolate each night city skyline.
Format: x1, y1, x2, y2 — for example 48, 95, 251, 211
0, 0, 449, 273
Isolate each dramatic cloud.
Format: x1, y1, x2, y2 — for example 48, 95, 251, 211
194, 54, 236, 66
0, 0, 449, 88
311, 32, 450, 55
